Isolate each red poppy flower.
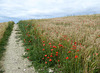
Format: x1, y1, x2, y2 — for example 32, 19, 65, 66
50, 45, 52, 47
27, 57, 29, 58
43, 49, 45, 51
75, 55, 78, 58
51, 49, 53, 51
74, 42, 77, 45
50, 55, 53, 57
66, 57, 69, 59
59, 44, 62, 47
43, 44, 45, 46
27, 49, 30, 50
45, 62, 47, 64
47, 57, 50, 59
63, 35, 67, 38
73, 45, 76, 47
56, 52, 58, 54
43, 41, 45, 43
45, 55, 47, 57
73, 45, 76, 49
53, 46, 57, 48
49, 43, 51, 45
68, 51, 71, 53
28, 34, 30, 37
56, 54, 58, 56
42, 58, 44, 60
76, 50, 79, 52
96, 53, 98, 56
29, 41, 31, 42
58, 60, 60, 62
49, 59, 52, 61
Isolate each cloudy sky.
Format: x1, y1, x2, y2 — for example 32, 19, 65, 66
0, 0, 100, 23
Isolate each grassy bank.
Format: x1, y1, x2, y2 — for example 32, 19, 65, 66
0, 21, 14, 73
0, 22, 8, 41
18, 14, 100, 73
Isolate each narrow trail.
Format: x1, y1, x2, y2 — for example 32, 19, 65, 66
3, 24, 35, 73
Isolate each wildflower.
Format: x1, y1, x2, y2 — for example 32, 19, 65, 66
27, 49, 30, 50
68, 51, 71, 53
59, 44, 62, 47
56, 54, 58, 56
56, 52, 58, 54
62, 45, 64, 48
96, 53, 98, 56
53, 46, 57, 48
45, 62, 47, 64
76, 50, 79, 52
43, 44, 45, 46
42, 58, 44, 60
51, 49, 53, 51
43, 41, 45, 43
73, 45, 76, 49
58, 60, 60, 62
27, 57, 29, 58
29, 41, 31, 42
63, 35, 67, 38
50, 45, 52, 47
43, 49, 45, 51
74, 42, 77, 45
45, 55, 47, 57
73, 45, 76, 47
66, 57, 69, 59
75, 55, 78, 58
49, 43, 51, 45
49, 59, 52, 61
50, 55, 53, 57
47, 57, 50, 59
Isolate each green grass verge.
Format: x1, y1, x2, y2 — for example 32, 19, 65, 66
0, 21, 14, 73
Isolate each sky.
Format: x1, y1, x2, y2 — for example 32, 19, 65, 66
0, 0, 100, 23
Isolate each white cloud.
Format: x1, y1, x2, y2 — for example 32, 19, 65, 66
0, 0, 100, 22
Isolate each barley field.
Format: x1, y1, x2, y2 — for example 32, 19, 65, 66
0, 22, 8, 41
18, 14, 100, 73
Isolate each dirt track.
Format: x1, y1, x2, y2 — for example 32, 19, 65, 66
3, 24, 35, 73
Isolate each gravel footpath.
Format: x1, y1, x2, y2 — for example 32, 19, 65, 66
3, 24, 36, 73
